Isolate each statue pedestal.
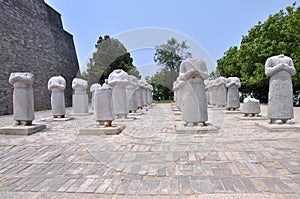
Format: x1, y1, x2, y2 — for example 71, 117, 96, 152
79, 124, 125, 135
236, 115, 268, 120
255, 121, 300, 132
40, 117, 74, 122
72, 94, 88, 113
225, 110, 241, 115
0, 124, 46, 135
175, 122, 218, 134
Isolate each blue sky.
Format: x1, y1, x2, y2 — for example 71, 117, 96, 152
45, 0, 296, 79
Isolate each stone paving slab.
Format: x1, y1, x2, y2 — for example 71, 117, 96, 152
0, 104, 299, 198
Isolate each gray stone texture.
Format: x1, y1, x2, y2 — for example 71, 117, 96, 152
0, 0, 79, 116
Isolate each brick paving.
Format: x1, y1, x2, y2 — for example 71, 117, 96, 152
0, 103, 299, 198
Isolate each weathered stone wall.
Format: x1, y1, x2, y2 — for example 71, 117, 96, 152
0, 0, 80, 115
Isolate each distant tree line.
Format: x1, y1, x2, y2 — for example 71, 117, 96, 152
216, 2, 299, 102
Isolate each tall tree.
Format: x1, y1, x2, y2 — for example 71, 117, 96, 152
148, 38, 192, 100
84, 35, 140, 89
217, 2, 300, 102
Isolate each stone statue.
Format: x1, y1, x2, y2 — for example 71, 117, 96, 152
179, 57, 208, 126
126, 75, 139, 113
137, 80, 144, 109
140, 81, 148, 107
265, 54, 296, 124
226, 77, 241, 110
48, 76, 66, 118
242, 97, 261, 117
90, 83, 101, 110
9, 72, 34, 125
94, 82, 114, 127
72, 78, 88, 113
207, 80, 217, 105
215, 77, 227, 107
108, 69, 129, 118
147, 84, 153, 105
173, 77, 185, 110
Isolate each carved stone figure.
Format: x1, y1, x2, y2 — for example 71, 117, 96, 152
242, 97, 261, 117
226, 77, 241, 110
137, 80, 144, 109
207, 80, 217, 105
9, 72, 34, 125
48, 76, 66, 118
94, 83, 114, 127
215, 77, 227, 107
90, 83, 101, 110
126, 75, 139, 113
265, 54, 296, 124
108, 69, 129, 118
72, 78, 88, 113
179, 57, 208, 126
147, 85, 153, 105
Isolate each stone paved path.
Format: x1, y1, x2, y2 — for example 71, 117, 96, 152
0, 103, 299, 198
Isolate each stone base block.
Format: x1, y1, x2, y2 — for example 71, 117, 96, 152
115, 117, 136, 122
70, 112, 93, 116
173, 116, 182, 121
53, 117, 74, 121
225, 110, 241, 114
0, 124, 46, 135
79, 124, 125, 135
255, 121, 300, 132
236, 115, 268, 120
176, 122, 218, 134
174, 111, 182, 115
128, 112, 143, 116
40, 117, 74, 122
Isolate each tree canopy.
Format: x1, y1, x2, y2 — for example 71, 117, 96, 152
147, 38, 192, 100
216, 2, 300, 102
83, 35, 140, 90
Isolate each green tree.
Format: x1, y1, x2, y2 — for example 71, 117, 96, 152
84, 35, 140, 91
217, 2, 300, 102
148, 38, 192, 100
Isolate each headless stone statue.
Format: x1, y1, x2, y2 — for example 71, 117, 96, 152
126, 75, 138, 113
242, 97, 261, 117
207, 80, 217, 105
137, 80, 144, 109
179, 57, 208, 126
72, 78, 89, 113
108, 69, 129, 118
226, 77, 241, 110
215, 77, 227, 107
90, 83, 101, 110
9, 72, 34, 125
48, 76, 66, 118
265, 54, 296, 124
94, 82, 114, 127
